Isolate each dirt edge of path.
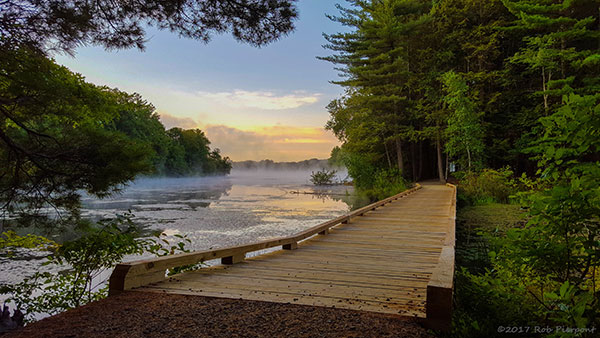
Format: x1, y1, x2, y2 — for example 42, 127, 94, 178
3, 291, 435, 338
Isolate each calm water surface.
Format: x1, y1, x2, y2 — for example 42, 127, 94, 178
1, 169, 366, 291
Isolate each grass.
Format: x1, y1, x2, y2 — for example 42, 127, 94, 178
454, 203, 527, 278
444, 203, 531, 337
457, 203, 527, 234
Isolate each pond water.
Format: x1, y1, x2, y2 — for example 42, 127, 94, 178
0, 169, 368, 301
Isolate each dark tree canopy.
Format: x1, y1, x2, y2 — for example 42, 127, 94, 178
0, 0, 298, 53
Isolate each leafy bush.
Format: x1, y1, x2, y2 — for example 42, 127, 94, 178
343, 153, 378, 190
457, 167, 516, 205
362, 168, 407, 201
0, 231, 57, 257
451, 268, 535, 338
450, 95, 600, 336
310, 169, 338, 185
0, 215, 194, 322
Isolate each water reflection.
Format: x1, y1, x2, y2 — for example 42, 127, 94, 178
70, 170, 370, 253
1, 170, 368, 288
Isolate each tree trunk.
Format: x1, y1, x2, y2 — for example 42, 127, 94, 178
384, 140, 392, 168
542, 67, 551, 115
411, 143, 417, 181
418, 140, 423, 181
445, 153, 449, 181
395, 138, 404, 174
436, 133, 445, 183
466, 146, 472, 172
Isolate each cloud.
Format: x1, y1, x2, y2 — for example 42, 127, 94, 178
196, 90, 321, 110
204, 125, 340, 161
158, 113, 199, 129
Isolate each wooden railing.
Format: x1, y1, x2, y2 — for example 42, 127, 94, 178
108, 184, 423, 295
425, 183, 457, 331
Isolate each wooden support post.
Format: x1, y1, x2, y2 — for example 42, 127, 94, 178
108, 265, 166, 296
425, 246, 455, 331
282, 242, 298, 250
221, 253, 245, 265
319, 229, 330, 235
426, 285, 453, 331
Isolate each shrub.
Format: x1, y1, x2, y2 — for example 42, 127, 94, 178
310, 169, 338, 185
457, 167, 516, 205
362, 168, 407, 201
0, 215, 194, 322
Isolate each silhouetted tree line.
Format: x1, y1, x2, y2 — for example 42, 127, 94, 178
233, 158, 332, 170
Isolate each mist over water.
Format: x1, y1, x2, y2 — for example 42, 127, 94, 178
81, 168, 356, 252
0, 168, 364, 291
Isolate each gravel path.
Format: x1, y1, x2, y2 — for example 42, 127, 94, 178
4, 292, 434, 338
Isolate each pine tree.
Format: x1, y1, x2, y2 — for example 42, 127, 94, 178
503, 0, 600, 113
321, 0, 432, 179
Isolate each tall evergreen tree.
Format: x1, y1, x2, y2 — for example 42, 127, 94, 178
321, 0, 432, 179
503, 0, 600, 113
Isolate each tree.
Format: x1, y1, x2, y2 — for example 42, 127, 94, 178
109, 90, 172, 174
441, 71, 485, 171
503, 0, 600, 113
164, 128, 231, 176
321, 0, 433, 181
1, 0, 298, 53
0, 49, 153, 227
495, 94, 600, 329
1, 0, 290, 226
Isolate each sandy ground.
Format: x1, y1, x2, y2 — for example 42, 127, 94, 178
4, 292, 434, 338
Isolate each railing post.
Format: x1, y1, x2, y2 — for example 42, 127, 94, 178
283, 242, 298, 250
425, 246, 455, 331
222, 253, 245, 265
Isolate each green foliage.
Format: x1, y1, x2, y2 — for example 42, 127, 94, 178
1, 0, 298, 54
442, 71, 485, 171
449, 203, 532, 338
365, 168, 407, 201
0, 49, 231, 228
342, 153, 379, 190
457, 168, 517, 206
328, 146, 346, 167
0, 48, 154, 226
310, 169, 338, 186
503, 0, 600, 109
163, 128, 232, 176
450, 94, 600, 336
0, 231, 57, 257
0, 215, 196, 321
322, 0, 436, 181
351, 167, 407, 202
320, 0, 600, 335
498, 94, 600, 329
452, 268, 536, 338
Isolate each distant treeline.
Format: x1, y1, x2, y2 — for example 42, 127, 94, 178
112, 93, 232, 177
233, 159, 334, 170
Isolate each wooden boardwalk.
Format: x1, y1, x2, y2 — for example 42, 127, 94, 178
110, 183, 456, 330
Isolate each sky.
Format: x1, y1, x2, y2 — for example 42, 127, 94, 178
54, 1, 349, 162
